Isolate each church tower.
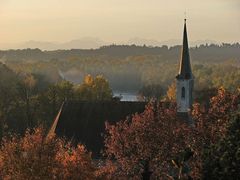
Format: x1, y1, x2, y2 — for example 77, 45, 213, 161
176, 19, 194, 114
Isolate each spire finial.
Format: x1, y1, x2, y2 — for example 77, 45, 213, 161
184, 11, 187, 23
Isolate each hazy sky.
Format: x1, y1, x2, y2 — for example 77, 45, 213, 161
0, 0, 239, 44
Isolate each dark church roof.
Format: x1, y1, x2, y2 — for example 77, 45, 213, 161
49, 101, 147, 157
176, 19, 193, 80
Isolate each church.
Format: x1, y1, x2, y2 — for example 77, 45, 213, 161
176, 19, 194, 118
49, 19, 194, 157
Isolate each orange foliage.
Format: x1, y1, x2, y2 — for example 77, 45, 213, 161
166, 82, 176, 101
0, 127, 96, 180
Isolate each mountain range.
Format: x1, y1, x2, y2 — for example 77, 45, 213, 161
0, 37, 220, 50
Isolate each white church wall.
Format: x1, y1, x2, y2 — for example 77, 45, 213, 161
176, 79, 193, 113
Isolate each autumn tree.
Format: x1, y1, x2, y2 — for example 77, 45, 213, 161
76, 74, 113, 101
102, 87, 240, 179
0, 127, 96, 180
193, 87, 240, 145
103, 102, 198, 179
166, 82, 176, 101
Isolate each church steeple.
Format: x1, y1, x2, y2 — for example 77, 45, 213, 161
176, 19, 194, 115
177, 19, 193, 79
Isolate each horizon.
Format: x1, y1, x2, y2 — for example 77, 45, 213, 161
0, 0, 239, 49
0, 39, 239, 51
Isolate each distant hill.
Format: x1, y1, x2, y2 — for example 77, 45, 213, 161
0, 43, 239, 63
0, 38, 221, 50
0, 37, 108, 50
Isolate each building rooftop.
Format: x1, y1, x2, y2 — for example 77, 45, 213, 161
49, 101, 147, 157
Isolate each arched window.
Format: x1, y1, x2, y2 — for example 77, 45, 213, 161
181, 87, 185, 99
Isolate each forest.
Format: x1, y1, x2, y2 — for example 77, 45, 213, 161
0, 43, 239, 179
1, 43, 240, 92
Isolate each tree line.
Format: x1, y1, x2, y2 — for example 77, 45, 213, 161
0, 87, 239, 179
2, 44, 240, 94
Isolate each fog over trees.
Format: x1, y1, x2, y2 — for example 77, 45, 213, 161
0, 43, 239, 179
1, 43, 239, 93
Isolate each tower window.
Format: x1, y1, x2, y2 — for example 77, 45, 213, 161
181, 87, 185, 99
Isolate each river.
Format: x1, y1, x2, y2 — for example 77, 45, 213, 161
113, 91, 138, 101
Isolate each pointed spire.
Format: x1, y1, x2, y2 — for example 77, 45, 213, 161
177, 19, 193, 79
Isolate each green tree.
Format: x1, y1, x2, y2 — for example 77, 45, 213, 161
76, 74, 113, 101
56, 80, 74, 102
17, 74, 37, 128
138, 84, 164, 101
0, 63, 20, 138
203, 112, 240, 180
36, 80, 74, 126
94, 75, 113, 100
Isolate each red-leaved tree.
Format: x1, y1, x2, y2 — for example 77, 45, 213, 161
102, 87, 240, 179
102, 102, 198, 179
